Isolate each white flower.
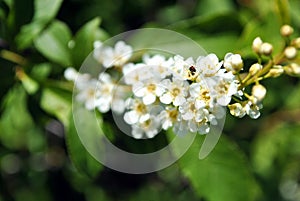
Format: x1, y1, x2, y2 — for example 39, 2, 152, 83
178, 97, 197, 120
109, 84, 128, 114
64, 68, 91, 90
197, 54, 223, 77
171, 55, 199, 81
181, 57, 200, 81
123, 63, 152, 85
223, 53, 243, 72
93, 41, 106, 64
132, 78, 165, 105
244, 101, 262, 119
177, 92, 219, 133
173, 119, 190, 136
190, 111, 211, 134
65, 68, 104, 110
209, 104, 226, 120
228, 103, 246, 118
93, 40, 103, 57
111, 98, 126, 114
207, 73, 239, 106
170, 55, 186, 75
189, 82, 213, 109
123, 98, 151, 125
76, 79, 99, 110
72, 72, 124, 114
94, 73, 115, 113
93, 41, 132, 68
131, 116, 161, 139
159, 107, 179, 130
159, 77, 188, 106
178, 99, 212, 134
189, 120, 210, 134
124, 99, 162, 139
143, 54, 174, 79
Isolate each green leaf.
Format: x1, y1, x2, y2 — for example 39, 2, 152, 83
196, 0, 234, 17
4, 0, 34, 37
14, 0, 63, 49
290, 0, 300, 26
33, 0, 63, 22
15, 21, 45, 49
251, 123, 300, 178
34, 20, 72, 66
40, 88, 72, 126
169, 13, 242, 35
195, 33, 239, 58
14, 186, 52, 201
30, 63, 52, 81
72, 17, 108, 67
168, 13, 242, 58
0, 85, 43, 150
127, 182, 199, 201
284, 82, 300, 109
173, 133, 260, 201
252, 0, 276, 18
157, 5, 187, 24
276, 0, 291, 24
66, 107, 103, 178
84, 187, 111, 201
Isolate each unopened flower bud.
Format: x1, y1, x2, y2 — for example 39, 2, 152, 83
265, 65, 284, 78
292, 37, 300, 49
252, 37, 263, 54
228, 103, 246, 118
252, 84, 267, 101
260, 42, 273, 55
224, 53, 243, 72
249, 63, 262, 75
280, 25, 294, 37
284, 63, 300, 76
284, 46, 297, 59
64, 67, 78, 81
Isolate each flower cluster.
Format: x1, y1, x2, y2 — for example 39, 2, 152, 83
122, 53, 237, 138
65, 24, 300, 139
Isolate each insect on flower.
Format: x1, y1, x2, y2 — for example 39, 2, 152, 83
189, 66, 197, 76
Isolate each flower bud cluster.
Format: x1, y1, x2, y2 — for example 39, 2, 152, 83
252, 37, 273, 56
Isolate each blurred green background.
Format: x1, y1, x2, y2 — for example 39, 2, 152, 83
1, 0, 300, 200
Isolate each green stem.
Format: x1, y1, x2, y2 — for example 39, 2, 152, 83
232, 96, 242, 103
236, 72, 242, 83
0, 50, 27, 66
240, 52, 285, 89
41, 79, 74, 92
